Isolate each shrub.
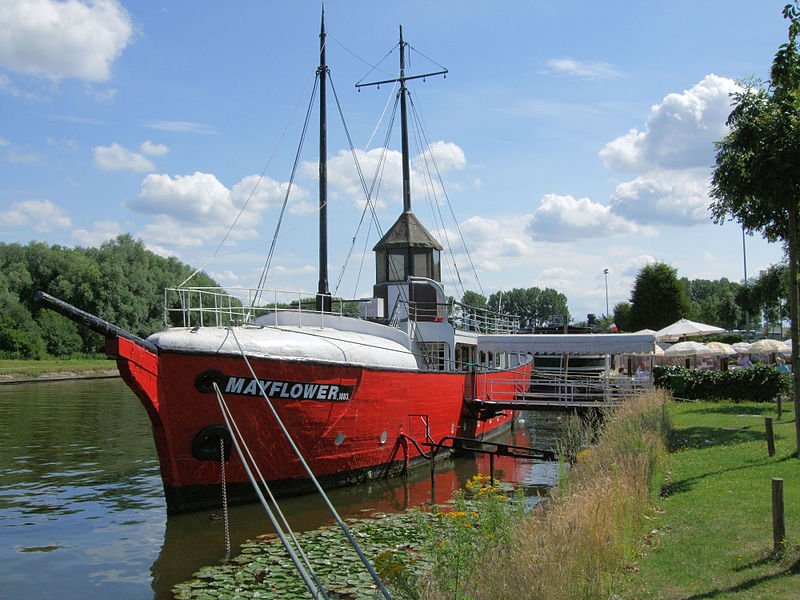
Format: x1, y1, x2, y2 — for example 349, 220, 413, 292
652, 364, 790, 402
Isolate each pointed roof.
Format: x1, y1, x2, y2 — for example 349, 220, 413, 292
373, 211, 443, 251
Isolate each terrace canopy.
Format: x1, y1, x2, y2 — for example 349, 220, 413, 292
477, 332, 655, 355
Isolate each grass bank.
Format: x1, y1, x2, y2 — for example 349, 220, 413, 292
461, 390, 670, 599
0, 357, 116, 380
618, 399, 800, 599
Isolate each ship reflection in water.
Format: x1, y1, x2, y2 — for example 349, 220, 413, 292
0, 377, 563, 600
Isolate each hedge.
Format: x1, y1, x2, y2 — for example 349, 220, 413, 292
652, 364, 791, 403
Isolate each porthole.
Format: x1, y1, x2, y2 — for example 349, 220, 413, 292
380, 431, 388, 444
335, 432, 345, 446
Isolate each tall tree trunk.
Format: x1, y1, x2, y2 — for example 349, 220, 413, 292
790, 201, 800, 455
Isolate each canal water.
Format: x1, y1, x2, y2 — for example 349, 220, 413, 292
0, 378, 564, 599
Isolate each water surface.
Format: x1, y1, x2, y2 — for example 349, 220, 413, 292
0, 378, 561, 599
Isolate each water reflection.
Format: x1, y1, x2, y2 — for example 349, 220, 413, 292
0, 378, 564, 599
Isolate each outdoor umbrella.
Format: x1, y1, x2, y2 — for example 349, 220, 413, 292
663, 341, 712, 356
705, 341, 736, 356
655, 318, 725, 342
748, 339, 789, 354
731, 341, 751, 354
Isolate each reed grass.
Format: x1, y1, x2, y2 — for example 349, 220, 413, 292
463, 390, 670, 599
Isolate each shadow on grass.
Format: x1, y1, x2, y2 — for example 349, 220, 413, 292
660, 454, 796, 498
668, 425, 764, 452
681, 547, 800, 599
688, 403, 783, 416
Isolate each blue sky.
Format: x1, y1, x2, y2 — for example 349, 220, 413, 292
0, 0, 792, 322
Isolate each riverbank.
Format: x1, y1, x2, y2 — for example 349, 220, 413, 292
619, 399, 800, 598
0, 358, 118, 383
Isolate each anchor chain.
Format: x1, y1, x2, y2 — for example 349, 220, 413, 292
220, 437, 231, 561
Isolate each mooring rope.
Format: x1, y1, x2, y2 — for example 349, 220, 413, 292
213, 383, 330, 600
214, 382, 326, 596
228, 327, 393, 599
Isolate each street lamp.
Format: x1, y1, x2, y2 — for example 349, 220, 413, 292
603, 268, 609, 317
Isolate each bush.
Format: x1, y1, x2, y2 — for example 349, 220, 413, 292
652, 364, 790, 402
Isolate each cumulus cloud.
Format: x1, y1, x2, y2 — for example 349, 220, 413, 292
143, 120, 217, 135
72, 220, 122, 245
527, 193, 656, 242
600, 74, 739, 172
450, 215, 537, 272
610, 168, 713, 225
544, 57, 623, 80
301, 141, 467, 209
93, 143, 154, 172
140, 140, 169, 156
128, 171, 306, 248
0, 199, 71, 232
0, 0, 133, 81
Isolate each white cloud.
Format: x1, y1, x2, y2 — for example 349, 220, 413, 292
0, 0, 133, 81
93, 143, 154, 172
599, 74, 739, 172
527, 193, 656, 242
143, 120, 217, 135
0, 199, 71, 232
140, 140, 169, 156
72, 220, 121, 246
610, 168, 713, 225
128, 171, 304, 248
545, 57, 623, 80
301, 141, 467, 210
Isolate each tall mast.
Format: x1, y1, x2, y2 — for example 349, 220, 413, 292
316, 9, 331, 311
356, 27, 448, 212
399, 26, 412, 213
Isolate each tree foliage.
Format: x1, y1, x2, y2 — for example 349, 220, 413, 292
710, 1, 800, 452
0, 236, 219, 358
484, 287, 570, 330
628, 262, 691, 331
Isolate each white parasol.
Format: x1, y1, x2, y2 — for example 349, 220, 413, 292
705, 341, 737, 356
655, 318, 725, 342
748, 338, 789, 355
731, 341, 751, 354
663, 341, 712, 356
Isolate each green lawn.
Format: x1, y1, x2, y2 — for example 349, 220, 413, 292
619, 400, 800, 599
0, 357, 116, 379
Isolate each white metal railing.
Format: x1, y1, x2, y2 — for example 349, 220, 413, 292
163, 287, 354, 328
449, 301, 521, 334
485, 372, 654, 406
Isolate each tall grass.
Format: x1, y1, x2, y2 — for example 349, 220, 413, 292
466, 390, 670, 599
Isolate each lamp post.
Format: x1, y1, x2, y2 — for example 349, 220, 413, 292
603, 268, 609, 317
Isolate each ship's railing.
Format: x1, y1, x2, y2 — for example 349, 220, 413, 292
163, 287, 356, 328
484, 370, 654, 407
449, 300, 521, 334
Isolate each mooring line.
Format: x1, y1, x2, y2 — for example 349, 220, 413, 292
214, 383, 328, 597
228, 327, 393, 600
213, 383, 329, 600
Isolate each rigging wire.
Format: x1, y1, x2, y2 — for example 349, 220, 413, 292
327, 73, 396, 296
251, 75, 320, 310
407, 91, 485, 298
177, 78, 310, 289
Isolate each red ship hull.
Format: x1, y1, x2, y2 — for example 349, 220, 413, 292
109, 336, 531, 513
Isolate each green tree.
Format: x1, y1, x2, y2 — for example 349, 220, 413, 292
710, 1, 800, 452
460, 291, 486, 309
486, 287, 569, 329
612, 301, 632, 332
628, 262, 691, 331
683, 277, 743, 329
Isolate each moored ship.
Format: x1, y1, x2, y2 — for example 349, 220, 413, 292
38, 19, 531, 514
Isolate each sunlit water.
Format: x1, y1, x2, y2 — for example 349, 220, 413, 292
0, 377, 564, 599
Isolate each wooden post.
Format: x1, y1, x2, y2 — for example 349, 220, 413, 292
777, 395, 783, 420
489, 453, 495, 487
766, 417, 775, 457
772, 477, 785, 552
